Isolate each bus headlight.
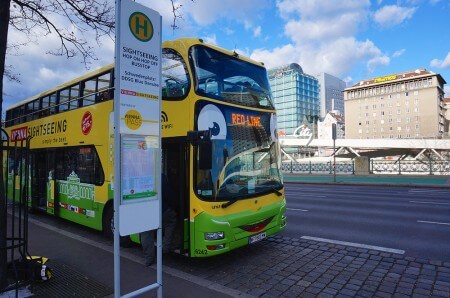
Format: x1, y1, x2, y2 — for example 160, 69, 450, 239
204, 232, 224, 240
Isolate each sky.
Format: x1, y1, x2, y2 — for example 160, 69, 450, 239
4, 0, 450, 112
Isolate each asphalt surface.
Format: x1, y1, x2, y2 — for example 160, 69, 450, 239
2, 176, 450, 297
281, 184, 450, 262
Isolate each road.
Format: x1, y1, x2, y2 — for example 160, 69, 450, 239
281, 183, 450, 262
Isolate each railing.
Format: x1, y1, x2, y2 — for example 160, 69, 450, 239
282, 159, 450, 175
282, 161, 354, 175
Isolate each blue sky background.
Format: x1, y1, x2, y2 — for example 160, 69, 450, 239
4, 0, 450, 111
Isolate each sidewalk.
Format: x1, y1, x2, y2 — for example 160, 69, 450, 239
3, 207, 450, 297
283, 173, 450, 188
5, 216, 237, 298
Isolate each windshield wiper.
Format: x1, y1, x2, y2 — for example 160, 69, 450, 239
221, 198, 239, 209
270, 186, 283, 196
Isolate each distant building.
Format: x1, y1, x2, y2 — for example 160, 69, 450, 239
444, 97, 450, 137
318, 112, 345, 139
315, 73, 346, 118
268, 63, 320, 136
344, 69, 446, 139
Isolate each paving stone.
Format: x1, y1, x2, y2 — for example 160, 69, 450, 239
339, 288, 357, 296
297, 280, 311, 287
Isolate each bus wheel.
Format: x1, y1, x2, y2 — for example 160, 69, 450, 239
102, 205, 132, 247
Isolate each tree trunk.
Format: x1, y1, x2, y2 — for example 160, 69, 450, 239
0, 0, 12, 290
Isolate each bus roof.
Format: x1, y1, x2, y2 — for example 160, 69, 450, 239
7, 38, 266, 111
162, 37, 266, 67
7, 63, 114, 111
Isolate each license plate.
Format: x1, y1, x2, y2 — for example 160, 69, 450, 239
249, 232, 266, 244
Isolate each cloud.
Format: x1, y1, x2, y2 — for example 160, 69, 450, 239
430, 52, 450, 68
182, 0, 270, 26
392, 49, 406, 58
203, 34, 217, 45
250, 44, 298, 69
253, 26, 262, 37
4, 19, 114, 106
373, 5, 417, 27
251, 0, 388, 77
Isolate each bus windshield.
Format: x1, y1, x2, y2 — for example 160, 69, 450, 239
195, 102, 283, 201
190, 45, 275, 110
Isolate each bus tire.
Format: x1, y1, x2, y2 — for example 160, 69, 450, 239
102, 204, 132, 247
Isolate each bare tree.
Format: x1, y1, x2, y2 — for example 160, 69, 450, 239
1, 0, 194, 289
0, 0, 115, 289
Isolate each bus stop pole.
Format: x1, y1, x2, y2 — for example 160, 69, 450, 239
332, 123, 337, 183
113, 0, 121, 297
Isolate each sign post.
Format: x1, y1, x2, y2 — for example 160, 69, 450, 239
114, 0, 162, 297
332, 123, 337, 183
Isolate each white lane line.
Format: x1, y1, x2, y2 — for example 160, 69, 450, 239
286, 208, 309, 212
410, 200, 450, 205
417, 220, 450, 226
301, 236, 405, 255
301, 195, 326, 198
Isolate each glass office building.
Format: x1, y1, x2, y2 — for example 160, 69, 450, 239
268, 63, 320, 135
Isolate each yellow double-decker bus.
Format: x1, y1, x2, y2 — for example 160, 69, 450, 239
4, 38, 286, 257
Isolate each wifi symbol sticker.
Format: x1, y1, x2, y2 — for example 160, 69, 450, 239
161, 111, 168, 122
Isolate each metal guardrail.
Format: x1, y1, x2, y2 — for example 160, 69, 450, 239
282, 159, 450, 175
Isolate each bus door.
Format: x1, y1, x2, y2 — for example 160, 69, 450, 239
30, 150, 50, 211
163, 139, 189, 255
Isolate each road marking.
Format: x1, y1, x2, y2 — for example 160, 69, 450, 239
417, 220, 450, 226
301, 195, 326, 198
286, 208, 309, 212
301, 236, 405, 255
410, 200, 450, 205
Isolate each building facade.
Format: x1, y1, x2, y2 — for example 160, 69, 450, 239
268, 63, 320, 135
344, 69, 446, 139
315, 73, 346, 118
318, 112, 345, 139
444, 97, 450, 137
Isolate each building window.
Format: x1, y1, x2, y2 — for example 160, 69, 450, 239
414, 90, 419, 96
405, 92, 409, 96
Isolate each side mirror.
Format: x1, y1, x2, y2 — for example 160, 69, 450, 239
187, 130, 212, 170
198, 140, 212, 170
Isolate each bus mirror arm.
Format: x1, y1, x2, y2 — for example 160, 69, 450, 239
187, 130, 212, 170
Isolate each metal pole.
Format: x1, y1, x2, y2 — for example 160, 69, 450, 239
333, 138, 336, 183
0, 143, 6, 290
332, 123, 336, 183
113, 0, 121, 297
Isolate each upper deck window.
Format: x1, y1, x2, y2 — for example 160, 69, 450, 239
190, 45, 274, 110
162, 48, 190, 100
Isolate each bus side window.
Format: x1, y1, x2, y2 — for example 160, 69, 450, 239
82, 79, 97, 107
41, 96, 50, 117
69, 84, 81, 110
96, 72, 111, 102
49, 93, 57, 115
59, 88, 69, 112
